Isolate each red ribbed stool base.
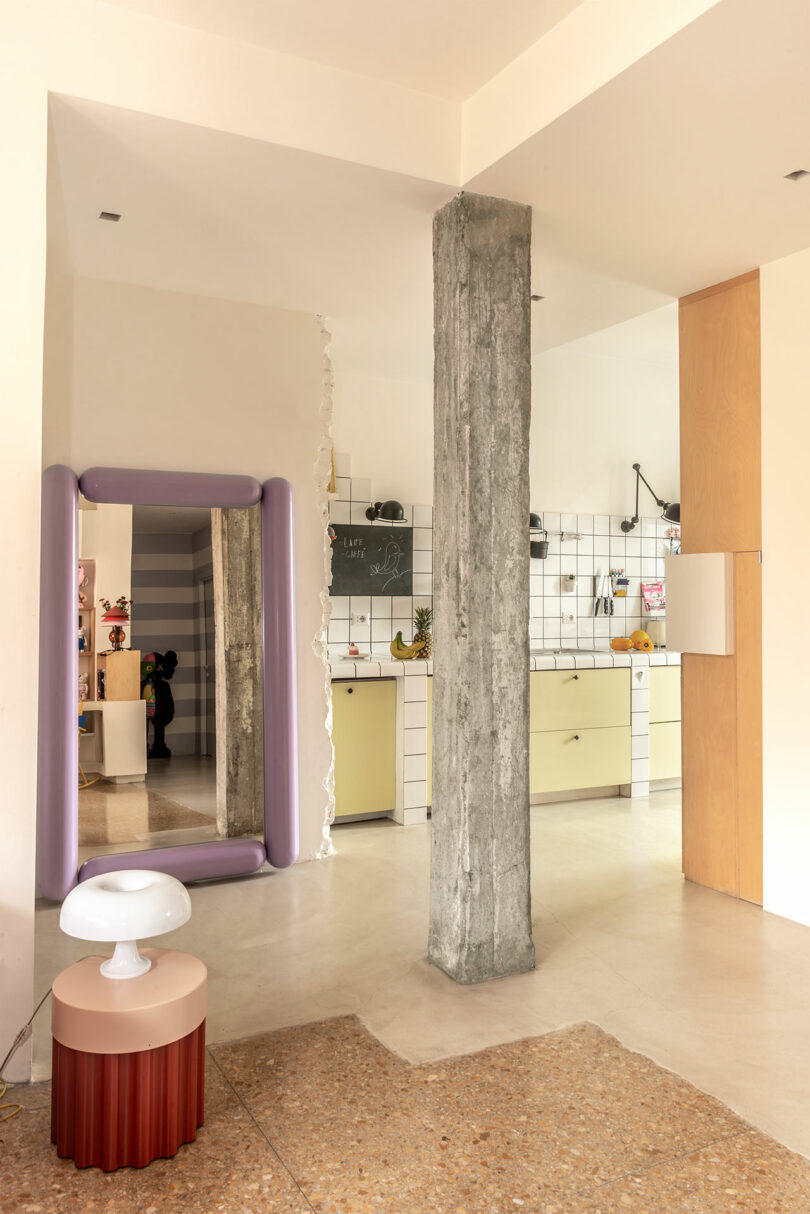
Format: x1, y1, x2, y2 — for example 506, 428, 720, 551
51, 1020, 205, 1170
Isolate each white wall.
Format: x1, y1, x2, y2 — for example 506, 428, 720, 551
531, 305, 680, 516
761, 247, 810, 925
332, 373, 434, 506
332, 306, 680, 517
62, 277, 332, 862
0, 4, 47, 1082
79, 504, 133, 653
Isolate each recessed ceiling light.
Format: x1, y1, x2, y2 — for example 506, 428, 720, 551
784, 170, 809, 182
99, 210, 121, 221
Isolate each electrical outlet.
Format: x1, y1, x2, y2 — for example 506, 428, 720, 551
351, 612, 368, 625
560, 611, 576, 623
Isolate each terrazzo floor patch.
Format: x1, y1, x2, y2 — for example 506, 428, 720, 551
4, 1016, 810, 1212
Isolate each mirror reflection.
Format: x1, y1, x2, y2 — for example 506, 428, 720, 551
77, 500, 261, 858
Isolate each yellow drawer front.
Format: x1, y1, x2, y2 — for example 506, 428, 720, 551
332, 680, 396, 818
426, 676, 432, 806
650, 721, 682, 780
649, 667, 682, 724
530, 726, 631, 794
530, 669, 630, 733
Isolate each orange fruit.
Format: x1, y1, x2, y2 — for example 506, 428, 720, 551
610, 637, 634, 651
633, 636, 654, 651
629, 630, 651, 646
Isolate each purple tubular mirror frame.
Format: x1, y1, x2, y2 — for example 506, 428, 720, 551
37, 466, 80, 899
36, 467, 299, 901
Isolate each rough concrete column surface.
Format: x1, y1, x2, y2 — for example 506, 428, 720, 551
212, 505, 264, 837
429, 191, 535, 984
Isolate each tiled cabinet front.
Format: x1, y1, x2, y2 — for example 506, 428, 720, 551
332, 680, 397, 819
530, 669, 631, 794
649, 667, 682, 780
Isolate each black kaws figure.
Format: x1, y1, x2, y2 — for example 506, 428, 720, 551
145, 649, 178, 758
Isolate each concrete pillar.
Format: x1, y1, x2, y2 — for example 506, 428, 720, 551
429, 192, 535, 984
212, 506, 264, 837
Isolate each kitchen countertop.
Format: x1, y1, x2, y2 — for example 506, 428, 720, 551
328, 647, 681, 679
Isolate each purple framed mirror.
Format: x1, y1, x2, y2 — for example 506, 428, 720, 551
37, 466, 299, 901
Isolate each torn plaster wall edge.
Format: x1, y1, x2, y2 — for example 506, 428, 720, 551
314, 313, 336, 859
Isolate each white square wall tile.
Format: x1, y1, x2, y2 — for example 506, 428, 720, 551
412, 528, 432, 551
392, 596, 412, 617
594, 515, 610, 534
404, 754, 427, 782
412, 504, 433, 528
631, 728, 650, 757
593, 536, 610, 557
561, 512, 577, 532
413, 550, 432, 574
404, 781, 428, 810
403, 675, 428, 702
350, 502, 370, 524
329, 500, 350, 525
336, 476, 351, 502
544, 512, 560, 532
404, 728, 427, 756
371, 619, 393, 642
328, 619, 349, 644
529, 619, 543, 639
404, 700, 427, 729
577, 514, 594, 533
348, 620, 370, 643
350, 595, 371, 618
351, 477, 371, 502
330, 595, 350, 619
393, 617, 412, 639
371, 597, 391, 618
412, 574, 432, 595
334, 452, 351, 478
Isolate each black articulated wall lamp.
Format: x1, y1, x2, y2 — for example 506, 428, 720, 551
621, 463, 680, 534
366, 500, 407, 522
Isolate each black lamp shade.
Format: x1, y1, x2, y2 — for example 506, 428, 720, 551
366, 499, 407, 522
663, 502, 680, 524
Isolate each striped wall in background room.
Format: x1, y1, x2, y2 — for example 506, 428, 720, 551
130, 523, 214, 757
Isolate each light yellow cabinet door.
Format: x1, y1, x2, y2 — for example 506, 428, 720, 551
332, 680, 396, 819
649, 667, 682, 724
426, 676, 432, 806
530, 726, 631, 794
530, 669, 630, 732
650, 721, 682, 780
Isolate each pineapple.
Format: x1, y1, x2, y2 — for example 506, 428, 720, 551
413, 605, 433, 660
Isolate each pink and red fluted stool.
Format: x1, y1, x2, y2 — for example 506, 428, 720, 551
52, 871, 207, 1171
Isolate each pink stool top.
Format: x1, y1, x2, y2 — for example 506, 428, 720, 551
52, 949, 207, 1055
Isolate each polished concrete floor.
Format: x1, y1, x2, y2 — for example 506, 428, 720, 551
34, 789, 810, 1160
77, 754, 219, 863
7, 1015, 810, 1211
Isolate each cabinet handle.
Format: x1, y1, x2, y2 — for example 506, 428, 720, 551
573, 674, 579, 681
347, 687, 353, 695
573, 734, 580, 741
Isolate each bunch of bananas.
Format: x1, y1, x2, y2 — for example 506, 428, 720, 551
390, 631, 426, 660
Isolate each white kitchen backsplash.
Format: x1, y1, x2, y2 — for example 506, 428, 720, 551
327, 455, 674, 652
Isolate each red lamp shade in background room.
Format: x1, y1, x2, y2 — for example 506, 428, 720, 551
101, 606, 130, 651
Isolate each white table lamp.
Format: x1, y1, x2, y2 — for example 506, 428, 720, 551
60, 870, 192, 979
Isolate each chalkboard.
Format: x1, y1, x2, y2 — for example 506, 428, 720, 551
330, 525, 414, 596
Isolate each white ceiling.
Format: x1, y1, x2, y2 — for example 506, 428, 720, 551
101, 0, 582, 101
50, 0, 810, 377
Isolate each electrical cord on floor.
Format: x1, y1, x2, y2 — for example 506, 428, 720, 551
0, 987, 53, 1123
0, 955, 104, 1123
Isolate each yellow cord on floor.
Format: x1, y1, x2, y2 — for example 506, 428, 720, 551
0, 1079, 22, 1123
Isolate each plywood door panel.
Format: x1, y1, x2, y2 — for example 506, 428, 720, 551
681, 653, 738, 896
679, 270, 761, 555
529, 669, 630, 733
735, 551, 763, 905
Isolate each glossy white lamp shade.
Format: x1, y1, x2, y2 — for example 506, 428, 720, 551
60, 870, 192, 980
